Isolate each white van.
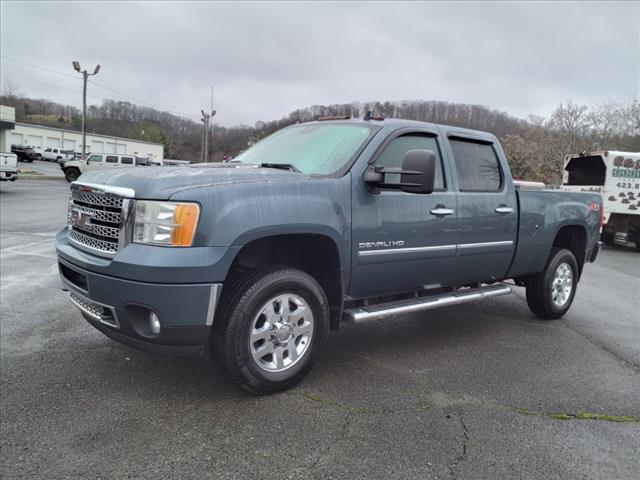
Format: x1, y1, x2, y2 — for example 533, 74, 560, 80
61, 153, 155, 182
563, 151, 640, 250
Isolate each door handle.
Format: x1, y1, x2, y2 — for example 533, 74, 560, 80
430, 207, 454, 216
495, 206, 514, 214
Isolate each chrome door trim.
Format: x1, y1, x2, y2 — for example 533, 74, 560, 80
358, 244, 456, 257
457, 240, 513, 249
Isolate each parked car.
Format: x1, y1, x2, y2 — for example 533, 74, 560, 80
56, 117, 602, 394
27, 145, 44, 160
0, 152, 18, 181
563, 151, 640, 251
42, 147, 74, 163
10, 144, 36, 162
61, 153, 154, 182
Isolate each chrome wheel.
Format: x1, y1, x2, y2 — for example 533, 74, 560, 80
551, 262, 573, 308
249, 294, 314, 373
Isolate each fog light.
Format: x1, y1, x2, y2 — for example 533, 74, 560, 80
149, 312, 161, 335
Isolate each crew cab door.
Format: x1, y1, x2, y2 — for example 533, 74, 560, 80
446, 134, 517, 283
350, 130, 458, 298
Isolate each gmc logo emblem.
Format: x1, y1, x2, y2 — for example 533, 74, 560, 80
70, 208, 94, 227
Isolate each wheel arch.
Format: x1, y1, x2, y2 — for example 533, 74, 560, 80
223, 232, 345, 330
552, 224, 587, 276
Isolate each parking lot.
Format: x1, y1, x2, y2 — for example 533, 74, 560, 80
1, 178, 639, 479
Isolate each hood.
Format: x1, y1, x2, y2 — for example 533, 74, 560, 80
74, 163, 306, 199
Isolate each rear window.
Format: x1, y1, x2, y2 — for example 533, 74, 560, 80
105, 155, 118, 163
450, 138, 502, 192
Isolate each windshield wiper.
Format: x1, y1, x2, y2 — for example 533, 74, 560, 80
259, 163, 300, 173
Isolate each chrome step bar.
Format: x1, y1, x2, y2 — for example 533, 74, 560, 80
343, 284, 512, 323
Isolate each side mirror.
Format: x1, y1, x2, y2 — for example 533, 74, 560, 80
400, 149, 436, 194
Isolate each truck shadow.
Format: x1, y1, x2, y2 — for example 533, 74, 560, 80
72, 294, 540, 401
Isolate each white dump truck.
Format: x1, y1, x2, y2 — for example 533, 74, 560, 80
563, 151, 640, 251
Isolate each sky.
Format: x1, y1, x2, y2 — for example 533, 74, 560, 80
1, 1, 638, 127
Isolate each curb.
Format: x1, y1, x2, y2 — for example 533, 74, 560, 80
17, 175, 66, 181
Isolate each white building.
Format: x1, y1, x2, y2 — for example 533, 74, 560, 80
0, 105, 164, 161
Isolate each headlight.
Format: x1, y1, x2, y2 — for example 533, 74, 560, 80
133, 201, 200, 247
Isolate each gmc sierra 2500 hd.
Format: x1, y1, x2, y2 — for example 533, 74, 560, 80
56, 117, 602, 394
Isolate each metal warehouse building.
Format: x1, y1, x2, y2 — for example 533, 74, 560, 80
0, 105, 164, 161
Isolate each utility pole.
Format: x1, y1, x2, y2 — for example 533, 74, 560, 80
200, 87, 216, 162
73, 61, 100, 161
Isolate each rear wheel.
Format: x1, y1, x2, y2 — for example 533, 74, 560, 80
64, 168, 80, 183
213, 266, 329, 395
526, 248, 578, 320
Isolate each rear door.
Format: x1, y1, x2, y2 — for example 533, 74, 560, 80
120, 156, 136, 168
350, 129, 458, 298
446, 134, 517, 283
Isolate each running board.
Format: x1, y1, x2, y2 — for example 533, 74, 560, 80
343, 284, 512, 323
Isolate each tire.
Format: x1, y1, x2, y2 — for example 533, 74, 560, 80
526, 248, 579, 320
36, 154, 42, 160
64, 168, 80, 183
635, 237, 640, 252
213, 265, 330, 395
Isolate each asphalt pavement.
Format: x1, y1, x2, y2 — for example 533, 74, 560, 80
17, 159, 65, 178
1, 179, 639, 479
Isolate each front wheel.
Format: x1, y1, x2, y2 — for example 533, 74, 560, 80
213, 266, 330, 394
64, 168, 80, 183
526, 248, 579, 320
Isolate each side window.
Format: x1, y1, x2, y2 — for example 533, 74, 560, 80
45, 148, 51, 152
120, 156, 134, 165
375, 134, 445, 189
450, 138, 502, 192
87, 154, 103, 163
105, 155, 118, 163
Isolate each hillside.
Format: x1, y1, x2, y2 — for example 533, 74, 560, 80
1, 93, 638, 183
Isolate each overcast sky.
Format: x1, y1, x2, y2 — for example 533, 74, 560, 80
1, 1, 638, 126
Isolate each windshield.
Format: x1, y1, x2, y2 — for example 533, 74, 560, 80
234, 123, 374, 175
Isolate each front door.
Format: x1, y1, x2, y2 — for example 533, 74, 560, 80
350, 131, 458, 299
446, 136, 517, 283
85, 154, 106, 172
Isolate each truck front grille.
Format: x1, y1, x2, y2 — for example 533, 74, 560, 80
67, 185, 133, 258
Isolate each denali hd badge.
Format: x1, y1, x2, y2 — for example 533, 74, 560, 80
358, 240, 405, 249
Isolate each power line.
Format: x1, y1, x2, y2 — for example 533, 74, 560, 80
1, 56, 79, 79
1, 55, 200, 120
6, 70, 102, 100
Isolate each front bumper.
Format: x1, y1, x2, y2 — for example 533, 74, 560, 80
58, 255, 222, 356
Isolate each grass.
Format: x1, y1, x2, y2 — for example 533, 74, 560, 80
514, 408, 640, 423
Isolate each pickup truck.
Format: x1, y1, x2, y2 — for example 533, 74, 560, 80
1, 152, 18, 181
56, 118, 602, 394
10, 144, 36, 162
